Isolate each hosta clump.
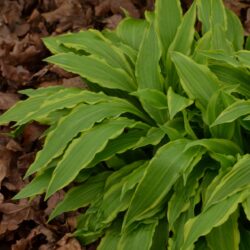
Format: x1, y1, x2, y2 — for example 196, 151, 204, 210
1, 0, 250, 249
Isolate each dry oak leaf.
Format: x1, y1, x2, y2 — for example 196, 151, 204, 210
56, 234, 84, 250
42, 0, 87, 33
0, 200, 36, 235
0, 92, 19, 110
6, 139, 22, 152
0, 62, 31, 83
45, 190, 65, 216
103, 14, 123, 29
11, 224, 56, 250
95, 0, 140, 18
0, 146, 12, 186
22, 122, 47, 146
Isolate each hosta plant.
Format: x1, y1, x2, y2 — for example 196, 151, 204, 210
1, 0, 250, 249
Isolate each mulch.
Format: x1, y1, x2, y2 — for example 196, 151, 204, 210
0, 0, 249, 249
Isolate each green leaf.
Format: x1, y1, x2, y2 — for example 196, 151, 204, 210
236, 50, 250, 68
90, 129, 148, 167
75, 204, 105, 244
239, 226, 250, 250
0, 96, 47, 126
45, 118, 137, 198
192, 31, 212, 64
198, 50, 239, 67
197, 0, 227, 35
182, 110, 198, 140
242, 196, 250, 221
197, 0, 212, 34
205, 90, 235, 139
244, 115, 250, 121
195, 238, 210, 250
160, 118, 186, 140
133, 89, 168, 124
102, 29, 138, 63
172, 52, 220, 110
169, 204, 197, 250
19, 86, 64, 97
45, 30, 134, 77
97, 219, 122, 250
118, 221, 158, 250
133, 89, 167, 110
13, 168, 53, 199
206, 211, 240, 250
0, 87, 78, 125
150, 218, 168, 250
185, 138, 243, 156
0, 88, 111, 126
105, 161, 144, 190
16, 90, 98, 125
120, 163, 148, 200
211, 25, 233, 54
124, 139, 204, 229
204, 154, 250, 209
133, 127, 165, 149
43, 36, 71, 54
46, 53, 136, 92
246, 36, 250, 50
135, 19, 163, 91
25, 100, 146, 177
166, 1, 197, 86
155, 0, 182, 54
210, 0, 227, 30
182, 191, 249, 250
49, 172, 110, 221
168, 1, 196, 55
74, 168, 96, 183
116, 17, 148, 51
168, 164, 204, 228
211, 100, 250, 127
167, 87, 193, 119
226, 9, 244, 51
77, 162, 145, 235
209, 63, 250, 98
96, 163, 148, 227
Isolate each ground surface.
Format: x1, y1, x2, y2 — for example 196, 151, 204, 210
0, 0, 249, 249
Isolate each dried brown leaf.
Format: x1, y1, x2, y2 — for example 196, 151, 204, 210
95, 0, 140, 18
57, 234, 84, 250
0, 92, 19, 110
103, 14, 123, 29
0, 62, 31, 83
45, 190, 65, 216
62, 77, 88, 89
0, 200, 37, 235
6, 139, 22, 152
0, 146, 12, 186
22, 122, 47, 146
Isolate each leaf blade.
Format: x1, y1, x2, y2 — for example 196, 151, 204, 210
46, 118, 136, 198
49, 172, 110, 221
167, 87, 193, 119
136, 19, 163, 90
124, 139, 204, 229
211, 100, 250, 126
155, 0, 182, 54
171, 52, 220, 110
46, 53, 136, 92
25, 100, 145, 177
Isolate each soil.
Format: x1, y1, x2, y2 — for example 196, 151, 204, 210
0, 0, 249, 249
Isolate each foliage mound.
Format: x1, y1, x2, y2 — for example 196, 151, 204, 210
1, 0, 250, 249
